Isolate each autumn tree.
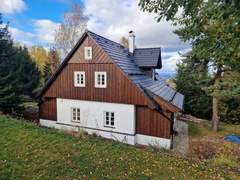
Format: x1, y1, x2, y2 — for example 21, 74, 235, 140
120, 36, 129, 48
54, 3, 88, 58
42, 47, 60, 83
29, 45, 48, 73
47, 47, 60, 73
139, 0, 240, 130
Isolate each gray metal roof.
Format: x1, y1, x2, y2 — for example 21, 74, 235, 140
88, 31, 184, 110
133, 48, 162, 68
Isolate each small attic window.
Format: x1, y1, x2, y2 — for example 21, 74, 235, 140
84, 47, 92, 60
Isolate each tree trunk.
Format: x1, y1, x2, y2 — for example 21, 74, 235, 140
212, 97, 219, 131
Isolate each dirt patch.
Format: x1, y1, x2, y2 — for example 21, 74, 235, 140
188, 136, 240, 172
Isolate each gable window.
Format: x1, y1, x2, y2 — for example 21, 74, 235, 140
95, 72, 107, 88
104, 111, 115, 128
74, 71, 85, 87
84, 47, 92, 60
71, 107, 80, 122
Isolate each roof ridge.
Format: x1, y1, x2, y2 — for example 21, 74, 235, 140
135, 47, 161, 50
87, 30, 127, 49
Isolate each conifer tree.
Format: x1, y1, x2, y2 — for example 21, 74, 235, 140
0, 14, 40, 113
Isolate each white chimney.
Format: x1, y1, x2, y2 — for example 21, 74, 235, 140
129, 30, 135, 54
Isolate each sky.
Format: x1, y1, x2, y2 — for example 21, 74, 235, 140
0, 0, 190, 73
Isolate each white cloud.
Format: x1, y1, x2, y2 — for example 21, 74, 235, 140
84, 0, 190, 72
8, 26, 35, 46
33, 19, 60, 44
160, 48, 191, 72
0, 0, 26, 14
85, 0, 188, 48
8, 19, 59, 48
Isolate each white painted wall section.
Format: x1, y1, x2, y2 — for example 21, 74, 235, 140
57, 98, 135, 134
135, 134, 171, 149
39, 119, 135, 145
39, 98, 171, 149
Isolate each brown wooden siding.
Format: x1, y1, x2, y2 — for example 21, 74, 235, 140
69, 35, 112, 64
42, 63, 150, 106
39, 98, 57, 121
136, 106, 171, 138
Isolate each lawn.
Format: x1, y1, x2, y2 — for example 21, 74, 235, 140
0, 115, 239, 179
188, 121, 240, 171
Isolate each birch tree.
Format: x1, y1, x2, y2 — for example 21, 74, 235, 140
54, 3, 88, 58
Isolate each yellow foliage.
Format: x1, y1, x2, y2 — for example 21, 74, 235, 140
29, 46, 48, 72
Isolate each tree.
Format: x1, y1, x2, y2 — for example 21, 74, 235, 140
29, 45, 48, 73
175, 53, 212, 119
54, 3, 88, 58
47, 47, 60, 73
0, 14, 40, 113
139, 0, 240, 130
42, 61, 52, 83
120, 36, 129, 48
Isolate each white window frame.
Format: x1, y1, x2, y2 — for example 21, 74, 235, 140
84, 47, 92, 60
103, 111, 115, 128
95, 72, 107, 88
71, 107, 81, 123
74, 71, 85, 87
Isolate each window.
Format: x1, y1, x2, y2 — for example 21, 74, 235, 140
104, 111, 115, 128
71, 108, 80, 122
95, 72, 107, 88
84, 47, 92, 60
74, 71, 85, 87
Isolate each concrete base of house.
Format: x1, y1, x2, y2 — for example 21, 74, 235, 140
39, 119, 171, 149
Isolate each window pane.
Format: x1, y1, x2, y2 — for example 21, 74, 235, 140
97, 74, 101, 84
77, 74, 80, 83
111, 120, 114, 126
73, 113, 76, 120
87, 49, 91, 56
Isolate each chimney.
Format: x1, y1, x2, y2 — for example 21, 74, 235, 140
129, 30, 135, 54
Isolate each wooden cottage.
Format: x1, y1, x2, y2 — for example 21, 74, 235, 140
38, 31, 184, 149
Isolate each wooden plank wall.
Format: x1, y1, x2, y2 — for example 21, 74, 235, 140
136, 106, 171, 138
69, 35, 112, 64
43, 63, 150, 106
39, 98, 57, 121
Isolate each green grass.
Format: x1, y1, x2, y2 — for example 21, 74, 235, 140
189, 121, 240, 138
0, 115, 239, 179
188, 121, 240, 170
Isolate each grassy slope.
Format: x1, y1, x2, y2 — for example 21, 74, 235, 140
189, 121, 240, 170
189, 121, 240, 138
0, 116, 239, 179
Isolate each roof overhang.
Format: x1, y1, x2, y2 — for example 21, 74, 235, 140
37, 31, 89, 99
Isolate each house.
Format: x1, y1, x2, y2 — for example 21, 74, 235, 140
38, 30, 184, 149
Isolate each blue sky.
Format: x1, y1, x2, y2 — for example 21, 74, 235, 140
0, 0, 190, 73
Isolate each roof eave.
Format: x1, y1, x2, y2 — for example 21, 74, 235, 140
37, 31, 89, 99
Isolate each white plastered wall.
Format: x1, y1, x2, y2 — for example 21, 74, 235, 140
39, 98, 171, 149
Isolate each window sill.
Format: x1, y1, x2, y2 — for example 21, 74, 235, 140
95, 86, 107, 88
71, 120, 81, 123
103, 125, 116, 129
74, 85, 85, 88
